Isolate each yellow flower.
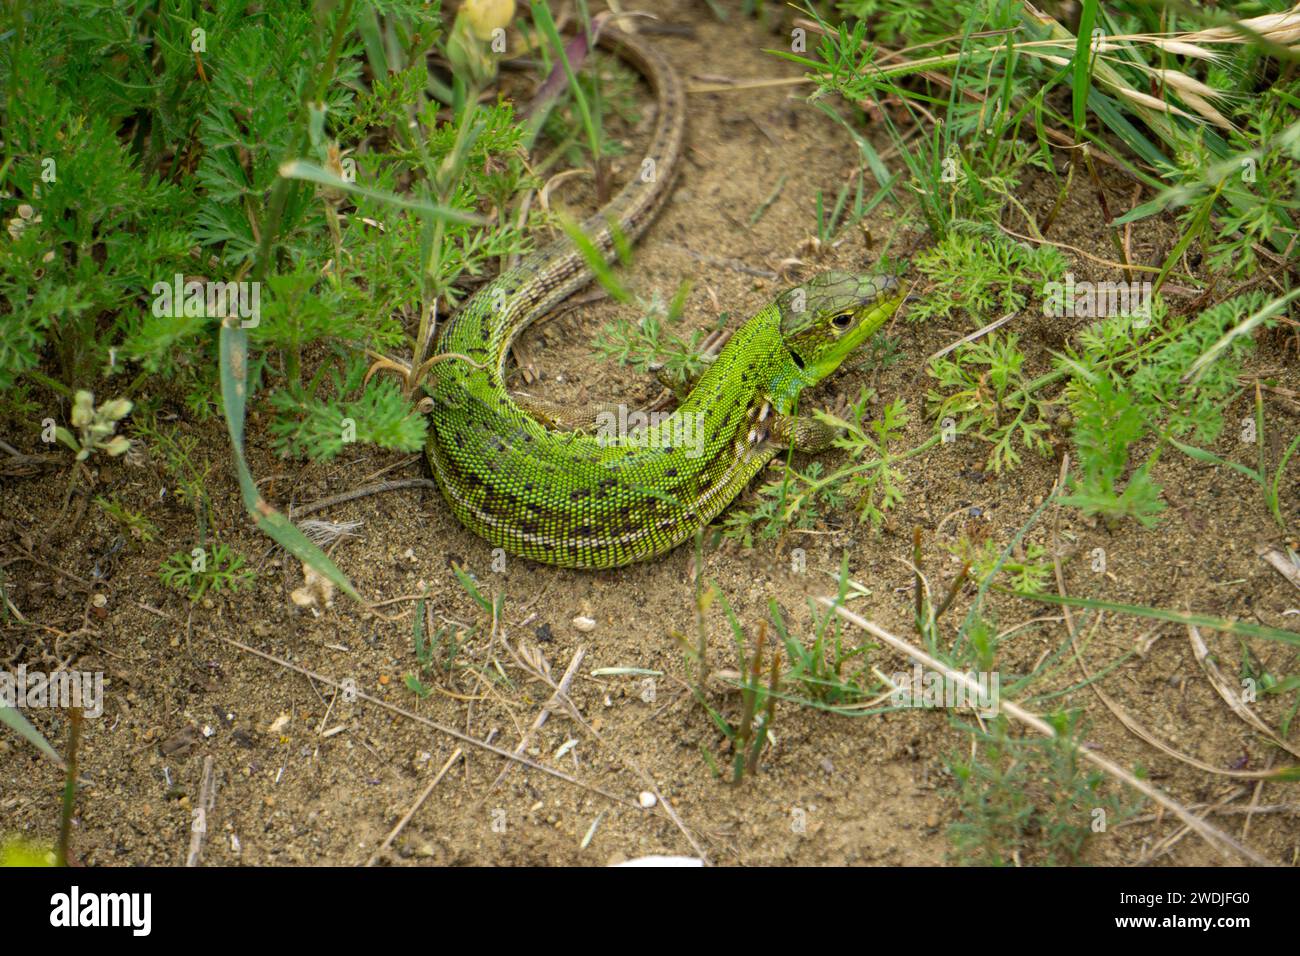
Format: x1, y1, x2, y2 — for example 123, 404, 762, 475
463, 0, 514, 41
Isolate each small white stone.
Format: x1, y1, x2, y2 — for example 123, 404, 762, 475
638, 791, 657, 809
572, 616, 597, 632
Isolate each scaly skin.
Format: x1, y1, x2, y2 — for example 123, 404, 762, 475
426, 28, 905, 568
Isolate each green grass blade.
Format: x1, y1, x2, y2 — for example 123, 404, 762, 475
1168, 438, 1263, 486
530, 0, 601, 166
1182, 288, 1300, 385
219, 321, 363, 603
1072, 0, 1099, 135
0, 703, 63, 767
556, 211, 631, 302
1014, 592, 1300, 646
278, 160, 484, 224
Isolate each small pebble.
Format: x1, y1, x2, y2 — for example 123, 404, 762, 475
572, 616, 597, 632
638, 791, 657, 809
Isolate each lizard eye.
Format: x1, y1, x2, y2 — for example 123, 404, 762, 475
831, 311, 853, 330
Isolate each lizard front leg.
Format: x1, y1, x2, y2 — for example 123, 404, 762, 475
770, 401, 854, 454
771, 414, 839, 454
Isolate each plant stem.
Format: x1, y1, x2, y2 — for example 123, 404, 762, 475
56, 707, 82, 867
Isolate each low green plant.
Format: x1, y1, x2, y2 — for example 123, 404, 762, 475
784, 3, 1061, 238
678, 534, 780, 783
1059, 373, 1166, 527
768, 555, 881, 708
724, 389, 932, 543
927, 333, 1055, 474
950, 534, 1053, 595
834, 0, 988, 50
1152, 85, 1300, 279
1058, 291, 1282, 527
855, 331, 905, 378
0, 0, 531, 488
404, 591, 467, 697
720, 460, 848, 547
868, 515, 1143, 864
946, 709, 1130, 866
266, 355, 427, 460
93, 496, 160, 544
1241, 641, 1300, 738
590, 284, 705, 388
133, 415, 216, 538
909, 228, 1067, 326
159, 542, 255, 601
824, 394, 913, 526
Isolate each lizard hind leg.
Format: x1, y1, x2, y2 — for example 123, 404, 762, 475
512, 393, 626, 432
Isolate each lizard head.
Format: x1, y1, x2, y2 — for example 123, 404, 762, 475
775, 269, 906, 388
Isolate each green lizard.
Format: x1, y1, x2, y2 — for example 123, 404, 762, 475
426, 28, 906, 569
